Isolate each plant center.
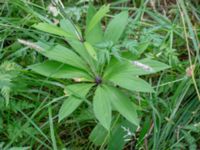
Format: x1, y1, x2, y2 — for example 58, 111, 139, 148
95, 76, 102, 85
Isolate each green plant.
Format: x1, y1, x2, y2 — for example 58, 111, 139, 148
24, 4, 169, 132
0, 61, 21, 106
2, 0, 200, 149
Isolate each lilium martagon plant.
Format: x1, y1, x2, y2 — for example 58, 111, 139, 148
21, 4, 169, 131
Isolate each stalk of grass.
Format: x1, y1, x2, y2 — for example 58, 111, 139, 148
177, 0, 200, 101
48, 106, 58, 150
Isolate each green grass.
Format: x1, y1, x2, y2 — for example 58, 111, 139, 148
0, 0, 200, 149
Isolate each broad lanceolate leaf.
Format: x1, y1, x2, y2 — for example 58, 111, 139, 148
104, 57, 170, 79
108, 73, 154, 92
136, 59, 170, 73
68, 40, 92, 63
89, 123, 108, 146
60, 19, 82, 41
64, 83, 94, 98
93, 85, 112, 130
37, 42, 89, 71
59, 83, 94, 122
104, 11, 128, 43
28, 60, 92, 80
33, 23, 76, 39
103, 58, 130, 79
108, 119, 137, 150
58, 96, 82, 122
103, 85, 139, 126
68, 40, 97, 72
84, 42, 97, 60
85, 4, 104, 44
86, 5, 109, 34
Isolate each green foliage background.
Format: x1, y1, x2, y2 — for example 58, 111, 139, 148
0, 0, 200, 149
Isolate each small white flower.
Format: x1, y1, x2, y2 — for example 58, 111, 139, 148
48, 4, 59, 17
121, 125, 135, 141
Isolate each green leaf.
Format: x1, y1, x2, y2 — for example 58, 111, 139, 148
86, 4, 97, 26
1, 86, 10, 106
103, 58, 133, 79
60, 19, 82, 40
137, 59, 170, 73
182, 131, 197, 150
108, 119, 137, 150
64, 83, 94, 97
59, 83, 93, 122
108, 73, 154, 92
93, 85, 112, 130
104, 11, 128, 43
89, 123, 108, 146
33, 23, 75, 39
48, 107, 58, 150
137, 117, 151, 148
104, 85, 139, 126
76, 108, 94, 122
29, 60, 92, 80
9, 147, 30, 150
68, 40, 97, 72
68, 40, 91, 62
85, 4, 103, 44
37, 42, 89, 71
86, 5, 109, 34
84, 42, 97, 60
104, 57, 169, 79
58, 96, 82, 122
137, 40, 151, 55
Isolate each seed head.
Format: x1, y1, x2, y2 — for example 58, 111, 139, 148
132, 61, 153, 72
18, 39, 43, 51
